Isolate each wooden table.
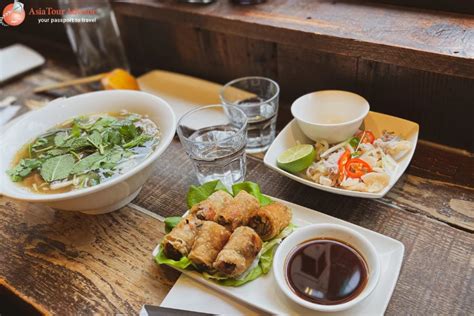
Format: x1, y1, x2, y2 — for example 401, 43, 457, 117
1, 55, 473, 315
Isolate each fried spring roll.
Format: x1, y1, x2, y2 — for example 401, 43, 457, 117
213, 226, 263, 278
216, 190, 259, 231
248, 202, 292, 241
190, 190, 233, 221
162, 215, 201, 260
188, 221, 230, 272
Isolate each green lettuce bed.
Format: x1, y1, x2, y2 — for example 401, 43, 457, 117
154, 180, 294, 287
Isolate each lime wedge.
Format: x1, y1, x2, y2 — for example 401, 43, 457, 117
277, 144, 315, 173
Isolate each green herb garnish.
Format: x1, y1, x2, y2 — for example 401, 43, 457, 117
6, 113, 159, 192
349, 137, 360, 149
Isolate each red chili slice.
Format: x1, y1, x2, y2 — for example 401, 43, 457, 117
337, 149, 351, 181
345, 158, 373, 178
356, 131, 375, 144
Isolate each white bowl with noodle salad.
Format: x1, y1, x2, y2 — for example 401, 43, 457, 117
0, 90, 176, 214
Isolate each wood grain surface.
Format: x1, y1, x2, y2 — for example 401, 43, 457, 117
135, 140, 474, 231
3, 6, 474, 150
0, 201, 179, 314
1, 138, 473, 315
113, 15, 474, 150
113, 0, 474, 78
0, 38, 473, 315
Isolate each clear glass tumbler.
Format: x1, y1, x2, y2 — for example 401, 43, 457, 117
220, 76, 279, 153
59, 0, 129, 76
177, 105, 248, 187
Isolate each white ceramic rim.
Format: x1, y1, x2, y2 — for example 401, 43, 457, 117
0, 90, 176, 202
273, 223, 381, 312
291, 90, 370, 127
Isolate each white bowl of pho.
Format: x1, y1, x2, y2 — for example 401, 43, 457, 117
0, 90, 176, 214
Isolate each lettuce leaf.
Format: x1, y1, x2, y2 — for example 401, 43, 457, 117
157, 180, 293, 286
186, 180, 230, 208
202, 265, 264, 287
186, 180, 272, 209
164, 217, 182, 233
156, 225, 295, 286
232, 181, 272, 206
155, 246, 192, 269
200, 224, 295, 286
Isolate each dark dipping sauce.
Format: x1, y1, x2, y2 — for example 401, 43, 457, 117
286, 239, 368, 305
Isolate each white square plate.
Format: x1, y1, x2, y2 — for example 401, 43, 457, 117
263, 112, 419, 198
154, 197, 405, 315
0, 44, 45, 83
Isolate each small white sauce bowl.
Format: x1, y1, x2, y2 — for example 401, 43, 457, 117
291, 90, 370, 143
273, 223, 380, 312
0, 90, 176, 214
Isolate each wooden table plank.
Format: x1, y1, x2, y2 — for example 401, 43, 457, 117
1, 139, 472, 314
0, 200, 179, 315
122, 142, 474, 315
0, 43, 472, 315
113, 0, 474, 79
135, 139, 474, 232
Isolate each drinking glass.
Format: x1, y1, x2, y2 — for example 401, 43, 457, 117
220, 76, 279, 153
59, 0, 129, 76
177, 105, 248, 187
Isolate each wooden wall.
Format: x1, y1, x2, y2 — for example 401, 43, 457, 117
117, 16, 474, 151
2, 1, 473, 151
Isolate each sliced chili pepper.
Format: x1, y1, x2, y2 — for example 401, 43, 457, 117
345, 158, 372, 178
356, 131, 375, 144
337, 149, 351, 181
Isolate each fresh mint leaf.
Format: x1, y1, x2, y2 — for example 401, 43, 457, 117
86, 130, 104, 154
7, 158, 42, 182
40, 154, 75, 182
103, 129, 122, 146
97, 148, 123, 170
107, 148, 123, 163
87, 130, 102, 148
76, 171, 101, 187
92, 116, 117, 131
54, 132, 68, 147
123, 134, 152, 149
73, 117, 95, 130
71, 152, 104, 175
46, 149, 67, 157
32, 138, 48, 149
69, 137, 91, 150
8, 112, 157, 191
119, 123, 138, 141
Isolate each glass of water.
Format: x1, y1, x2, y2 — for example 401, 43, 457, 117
220, 76, 280, 153
177, 105, 248, 187
59, 0, 129, 76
